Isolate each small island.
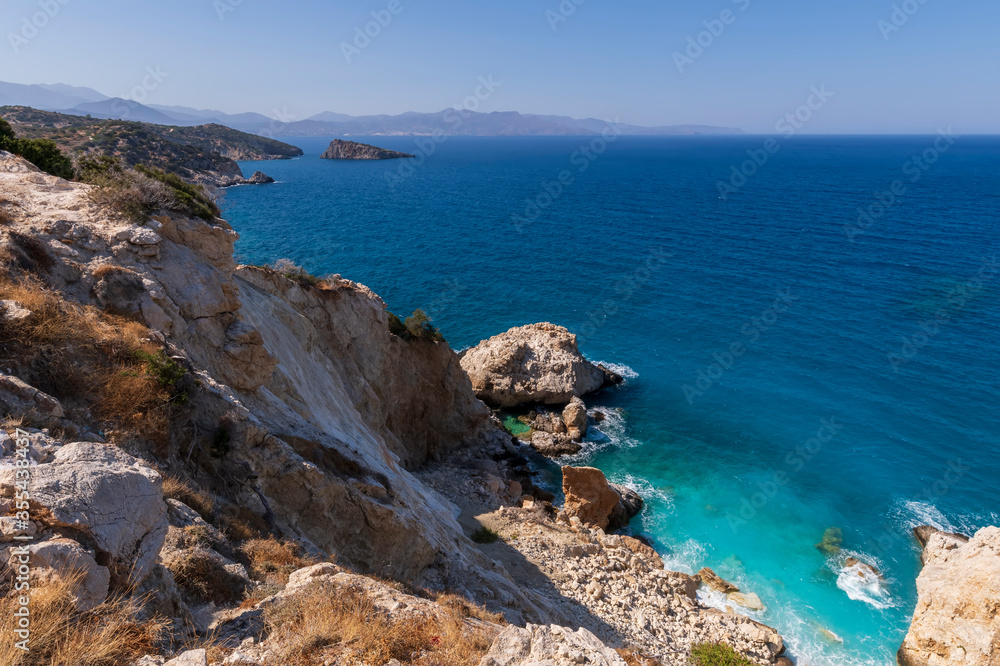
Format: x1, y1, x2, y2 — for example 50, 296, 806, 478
320, 139, 414, 160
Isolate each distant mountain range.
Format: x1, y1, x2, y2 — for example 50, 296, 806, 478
0, 80, 743, 137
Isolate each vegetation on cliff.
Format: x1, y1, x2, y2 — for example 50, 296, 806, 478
0, 114, 74, 179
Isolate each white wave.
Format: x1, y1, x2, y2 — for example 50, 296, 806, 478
832, 550, 896, 610
594, 361, 639, 380
607, 472, 675, 509
900, 500, 955, 532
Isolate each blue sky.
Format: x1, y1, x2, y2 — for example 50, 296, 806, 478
2, 0, 998, 133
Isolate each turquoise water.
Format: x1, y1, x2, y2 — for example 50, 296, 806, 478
225, 135, 1000, 665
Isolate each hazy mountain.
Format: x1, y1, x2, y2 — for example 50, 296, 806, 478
0, 81, 108, 111
0, 80, 743, 136
66, 99, 180, 125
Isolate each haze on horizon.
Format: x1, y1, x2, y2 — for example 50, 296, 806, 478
2, 0, 998, 134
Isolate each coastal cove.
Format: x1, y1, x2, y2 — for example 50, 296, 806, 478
226, 135, 1000, 665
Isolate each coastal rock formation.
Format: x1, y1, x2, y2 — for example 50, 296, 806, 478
898, 526, 1000, 665
460, 323, 620, 407
560, 466, 643, 532
246, 170, 274, 184
699, 567, 740, 594
319, 139, 414, 160
562, 396, 588, 439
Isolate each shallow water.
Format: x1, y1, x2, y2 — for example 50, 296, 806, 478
225, 135, 1000, 665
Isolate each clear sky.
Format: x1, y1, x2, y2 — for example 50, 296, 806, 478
2, 0, 998, 133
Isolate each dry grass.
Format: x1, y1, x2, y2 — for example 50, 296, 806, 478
434, 593, 505, 625
91, 263, 135, 281
0, 275, 171, 444
0, 576, 167, 666
0, 208, 14, 226
617, 648, 664, 666
241, 537, 317, 587
162, 475, 215, 519
166, 548, 248, 606
264, 581, 499, 666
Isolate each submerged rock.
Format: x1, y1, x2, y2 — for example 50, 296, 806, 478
899, 526, 1000, 665
815, 526, 843, 555
460, 323, 617, 407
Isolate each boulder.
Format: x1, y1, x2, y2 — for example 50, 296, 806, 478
561, 396, 588, 440
699, 567, 739, 594
607, 483, 643, 530
728, 591, 765, 612
0, 299, 32, 323
459, 323, 615, 407
0, 373, 64, 428
530, 431, 582, 457
22, 537, 110, 611
165, 650, 208, 666
0, 441, 168, 586
898, 526, 1000, 665
815, 526, 843, 555
478, 623, 627, 666
560, 466, 637, 531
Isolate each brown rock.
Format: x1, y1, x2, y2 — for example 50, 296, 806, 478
621, 535, 663, 569
562, 396, 588, 440
698, 567, 739, 594
560, 466, 622, 530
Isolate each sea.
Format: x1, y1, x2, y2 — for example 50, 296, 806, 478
224, 134, 1000, 665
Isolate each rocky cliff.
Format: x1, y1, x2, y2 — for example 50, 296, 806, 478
899, 526, 1000, 665
319, 139, 414, 160
0, 150, 796, 664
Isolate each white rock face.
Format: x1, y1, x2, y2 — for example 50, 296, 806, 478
0, 441, 168, 586
898, 526, 1000, 665
478, 624, 628, 666
27, 537, 111, 611
460, 323, 611, 407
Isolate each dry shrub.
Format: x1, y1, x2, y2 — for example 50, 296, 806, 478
0, 207, 14, 226
617, 648, 664, 666
264, 581, 499, 666
88, 168, 176, 222
0, 575, 167, 666
91, 264, 135, 281
0, 275, 171, 444
434, 593, 505, 624
162, 475, 214, 519
215, 504, 269, 543
166, 548, 248, 606
241, 537, 317, 586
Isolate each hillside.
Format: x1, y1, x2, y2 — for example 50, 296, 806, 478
0, 106, 302, 186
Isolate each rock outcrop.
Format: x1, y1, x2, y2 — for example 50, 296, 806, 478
319, 139, 414, 160
459, 323, 620, 407
480, 624, 628, 666
559, 466, 643, 532
898, 526, 1000, 665
246, 170, 274, 184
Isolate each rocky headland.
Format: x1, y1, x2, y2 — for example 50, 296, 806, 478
319, 139, 415, 160
0, 148, 995, 665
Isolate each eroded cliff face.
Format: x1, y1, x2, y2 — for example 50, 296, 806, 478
0, 150, 536, 619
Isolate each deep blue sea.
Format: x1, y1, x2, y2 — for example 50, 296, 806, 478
225, 135, 1000, 665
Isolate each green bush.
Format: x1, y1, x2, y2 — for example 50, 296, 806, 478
688, 643, 754, 666
0, 116, 74, 179
404, 309, 444, 342
135, 164, 219, 221
134, 349, 189, 405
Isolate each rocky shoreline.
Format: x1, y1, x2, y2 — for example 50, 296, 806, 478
0, 149, 996, 665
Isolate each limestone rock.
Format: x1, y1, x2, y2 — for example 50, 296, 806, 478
621, 535, 663, 569
728, 591, 765, 612
23, 537, 110, 611
530, 431, 582, 457
0, 299, 32, 322
699, 567, 739, 594
0, 373, 64, 427
607, 483, 643, 531
320, 139, 414, 160
478, 624, 628, 666
246, 171, 274, 184
459, 323, 614, 407
562, 396, 588, 440
164, 650, 208, 666
92, 267, 145, 315
560, 466, 621, 531
898, 526, 1000, 665
913, 525, 970, 565
0, 441, 167, 586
